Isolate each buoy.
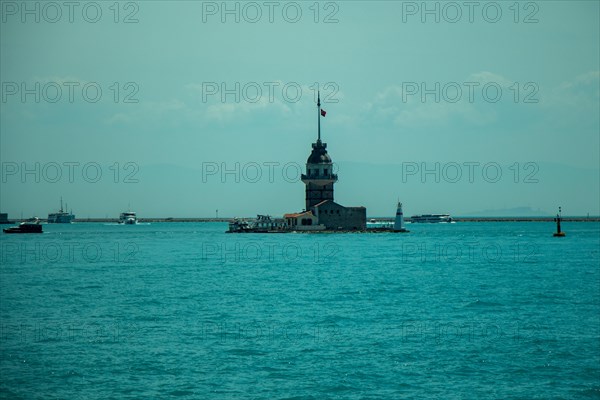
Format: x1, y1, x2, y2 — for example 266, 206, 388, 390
394, 201, 410, 233
553, 206, 566, 237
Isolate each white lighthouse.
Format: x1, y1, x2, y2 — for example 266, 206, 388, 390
393, 201, 409, 233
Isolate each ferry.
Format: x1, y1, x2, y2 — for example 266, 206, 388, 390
119, 211, 138, 225
47, 198, 75, 223
3, 217, 43, 234
410, 214, 453, 223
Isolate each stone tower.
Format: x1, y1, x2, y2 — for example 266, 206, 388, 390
301, 92, 338, 210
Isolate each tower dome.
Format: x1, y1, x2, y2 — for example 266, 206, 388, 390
307, 139, 332, 164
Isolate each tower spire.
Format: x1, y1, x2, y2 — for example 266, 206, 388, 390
317, 91, 321, 142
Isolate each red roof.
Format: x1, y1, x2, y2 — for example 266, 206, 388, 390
284, 211, 314, 218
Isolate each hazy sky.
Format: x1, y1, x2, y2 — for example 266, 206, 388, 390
1, 1, 599, 218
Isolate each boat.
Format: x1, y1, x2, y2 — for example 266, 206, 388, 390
227, 215, 288, 233
3, 217, 43, 234
47, 198, 75, 223
119, 211, 137, 225
410, 214, 452, 223
228, 218, 253, 233
366, 220, 393, 229
553, 207, 566, 237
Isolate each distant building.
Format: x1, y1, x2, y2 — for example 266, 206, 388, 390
286, 93, 366, 231
0, 213, 9, 224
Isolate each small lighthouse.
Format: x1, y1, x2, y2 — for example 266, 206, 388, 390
393, 201, 409, 233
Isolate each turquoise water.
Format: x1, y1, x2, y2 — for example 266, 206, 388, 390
1, 222, 599, 399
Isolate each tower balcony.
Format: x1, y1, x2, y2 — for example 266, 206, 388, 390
301, 173, 338, 185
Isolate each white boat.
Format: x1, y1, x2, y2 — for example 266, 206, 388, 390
410, 214, 453, 223
366, 220, 393, 229
119, 211, 137, 225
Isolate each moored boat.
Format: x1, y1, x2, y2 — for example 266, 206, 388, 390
227, 215, 288, 233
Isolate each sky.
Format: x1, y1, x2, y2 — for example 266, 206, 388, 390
1, 0, 599, 218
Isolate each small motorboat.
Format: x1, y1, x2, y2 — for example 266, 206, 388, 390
3, 217, 43, 234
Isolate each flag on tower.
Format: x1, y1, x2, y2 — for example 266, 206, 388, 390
321, 109, 327, 117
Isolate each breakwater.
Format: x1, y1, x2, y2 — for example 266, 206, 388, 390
22, 216, 599, 223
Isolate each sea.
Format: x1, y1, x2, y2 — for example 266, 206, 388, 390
1, 221, 599, 399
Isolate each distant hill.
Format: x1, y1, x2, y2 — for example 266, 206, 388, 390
460, 207, 552, 217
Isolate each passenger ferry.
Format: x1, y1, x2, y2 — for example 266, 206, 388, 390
410, 214, 453, 223
119, 211, 138, 225
47, 198, 75, 223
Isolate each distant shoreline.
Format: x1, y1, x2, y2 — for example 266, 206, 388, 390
2, 217, 598, 224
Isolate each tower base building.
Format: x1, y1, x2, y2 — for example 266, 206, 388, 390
312, 200, 366, 231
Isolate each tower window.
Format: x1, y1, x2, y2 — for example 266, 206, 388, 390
324, 168, 328, 175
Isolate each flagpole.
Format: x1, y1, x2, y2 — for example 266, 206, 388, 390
317, 91, 321, 142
